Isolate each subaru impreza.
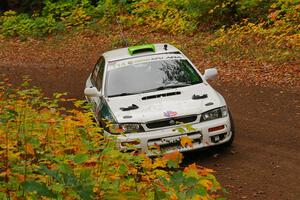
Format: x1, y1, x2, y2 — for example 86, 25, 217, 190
84, 44, 234, 155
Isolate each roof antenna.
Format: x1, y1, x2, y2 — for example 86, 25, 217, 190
116, 18, 129, 47
164, 44, 168, 51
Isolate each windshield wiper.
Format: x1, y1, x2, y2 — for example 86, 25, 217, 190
153, 83, 191, 91
108, 84, 191, 97
108, 92, 139, 98
139, 83, 191, 93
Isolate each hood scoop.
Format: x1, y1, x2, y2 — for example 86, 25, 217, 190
192, 94, 208, 100
142, 91, 181, 100
120, 104, 139, 111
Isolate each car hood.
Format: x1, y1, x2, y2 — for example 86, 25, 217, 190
106, 83, 225, 123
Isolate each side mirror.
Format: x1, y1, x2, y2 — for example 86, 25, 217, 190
84, 87, 102, 97
203, 68, 218, 80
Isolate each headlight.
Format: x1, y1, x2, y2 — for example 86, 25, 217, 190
200, 106, 228, 122
108, 123, 144, 135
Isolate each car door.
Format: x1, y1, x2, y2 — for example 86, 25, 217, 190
89, 57, 105, 114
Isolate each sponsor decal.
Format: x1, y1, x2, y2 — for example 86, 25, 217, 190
162, 135, 182, 144
108, 54, 184, 71
164, 111, 177, 118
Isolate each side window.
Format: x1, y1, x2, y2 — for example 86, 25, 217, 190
91, 57, 105, 90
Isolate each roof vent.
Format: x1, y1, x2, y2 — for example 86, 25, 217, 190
128, 44, 155, 55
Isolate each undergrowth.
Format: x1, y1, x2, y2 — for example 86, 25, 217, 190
0, 0, 299, 63
207, 0, 300, 62
0, 77, 224, 199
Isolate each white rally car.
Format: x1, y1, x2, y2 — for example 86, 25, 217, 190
84, 44, 234, 155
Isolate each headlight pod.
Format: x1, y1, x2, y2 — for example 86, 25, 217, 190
200, 106, 228, 122
109, 123, 144, 135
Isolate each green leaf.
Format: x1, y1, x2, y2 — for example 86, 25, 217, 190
74, 154, 89, 164
57, 163, 73, 175
186, 187, 199, 198
77, 185, 94, 200
22, 181, 57, 198
184, 124, 196, 132
0, 192, 7, 199
198, 186, 207, 196
53, 92, 67, 98
21, 81, 30, 87
51, 183, 64, 192
155, 189, 167, 200
184, 177, 198, 187
176, 127, 186, 134
80, 169, 92, 181
62, 173, 78, 187
170, 171, 184, 186
119, 164, 127, 175
27, 137, 40, 146
167, 159, 178, 168
39, 165, 60, 182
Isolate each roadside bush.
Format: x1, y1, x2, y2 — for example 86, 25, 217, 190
42, 0, 97, 27
121, 0, 197, 34
184, 0, 237, 28
1, 0, 299, 37
0, 0, 99, 37
0, 77, 224, 199
0, 10, 64, 37
207, 0, 300, 62
235, 0, 276, 22
0, 0, 298, 64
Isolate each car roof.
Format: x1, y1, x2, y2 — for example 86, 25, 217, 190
102, 43, 181, 62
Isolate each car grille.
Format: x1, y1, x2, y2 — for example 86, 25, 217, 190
147, 131, 202, 152
146, 115, 197, 129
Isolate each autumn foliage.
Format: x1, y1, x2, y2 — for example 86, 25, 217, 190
0, 1, 298, 66
0, 77, 224, 199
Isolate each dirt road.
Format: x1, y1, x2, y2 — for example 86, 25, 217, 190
1, 51, 300, 199
185, 83, 300, 200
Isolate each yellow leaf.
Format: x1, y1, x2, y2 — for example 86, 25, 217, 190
0, 169, 11, 177
184, 163, 215, 177
47, 118, 56, 125
180, 136, 193, 147
192, 195, 209, 200
25, 144, 35, 155
141, 157, 153, 169
170, 193, 178, 200
199, 179, 213, 190
153, 169, 168, 177
152, 158, 167, 169
129, 167, 138, 175
109, 174, 120, 180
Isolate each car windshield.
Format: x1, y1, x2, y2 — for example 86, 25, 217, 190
105, 59, 203, 97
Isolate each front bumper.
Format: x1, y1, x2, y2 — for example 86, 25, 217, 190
106, 116, 232, 156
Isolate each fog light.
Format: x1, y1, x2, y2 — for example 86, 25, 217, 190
208, 125, 225, 132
